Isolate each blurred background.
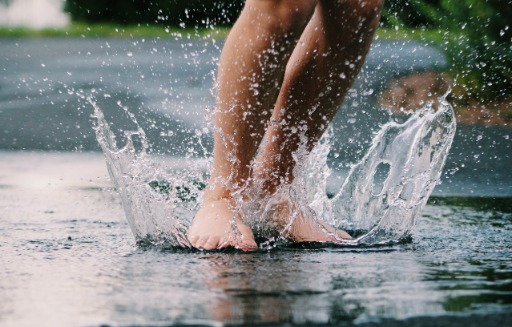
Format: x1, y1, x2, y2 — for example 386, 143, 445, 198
2, 0, 510, 108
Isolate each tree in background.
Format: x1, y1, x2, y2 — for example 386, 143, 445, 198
64, 0, 244, 27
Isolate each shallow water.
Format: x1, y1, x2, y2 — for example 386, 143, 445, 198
0, 152, 511, 326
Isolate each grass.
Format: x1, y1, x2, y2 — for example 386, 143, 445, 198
0, 23, 452, 57
0, 22, 448, 42
0, 22, 231, 39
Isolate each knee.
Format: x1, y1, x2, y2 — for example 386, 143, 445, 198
246, 0, 318, 34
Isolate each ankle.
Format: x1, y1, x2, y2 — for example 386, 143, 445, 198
252, 167, 294, 196
200, 174, 235, 201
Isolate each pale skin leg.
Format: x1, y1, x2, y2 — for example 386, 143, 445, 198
188, 0, 318, 251
254, 0, 383, 242
187, 0, 383, 250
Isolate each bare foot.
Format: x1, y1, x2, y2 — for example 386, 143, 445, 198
272, 201, 352, 243
288, 215, 352, 243
187, 198, 258, 251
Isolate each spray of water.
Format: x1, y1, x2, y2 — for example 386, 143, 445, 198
90, 94, 455, 249
310, 96, 457, 245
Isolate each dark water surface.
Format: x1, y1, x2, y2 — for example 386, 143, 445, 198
0, 37, 511, 326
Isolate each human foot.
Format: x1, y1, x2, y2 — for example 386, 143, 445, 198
187, 198, 257, 251
271, 200, 352, 243
288, 215, 352, 243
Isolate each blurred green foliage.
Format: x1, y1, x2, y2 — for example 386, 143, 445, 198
383, 0, 512, 101
0, 23, 230, 38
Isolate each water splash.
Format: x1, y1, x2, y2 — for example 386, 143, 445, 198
308, 97, 457, 245
90, 99, 205, 248
90, 95, 455, 248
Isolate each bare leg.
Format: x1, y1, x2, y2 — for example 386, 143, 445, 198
253, 0, 383, 242
187, 0, 318, 250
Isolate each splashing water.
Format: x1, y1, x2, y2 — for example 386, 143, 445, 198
90, 99, 204, 248
90, 95, 455, 248
309, 97, 457, 245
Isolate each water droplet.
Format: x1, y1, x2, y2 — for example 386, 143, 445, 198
362, 89, 374, 96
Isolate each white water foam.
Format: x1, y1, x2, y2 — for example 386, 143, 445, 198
90, 96, 456, 248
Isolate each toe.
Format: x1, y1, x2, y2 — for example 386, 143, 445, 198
237, 238, 258, 251
203, 236, 220, 250
334, 229, 352, 240
218, 238, 232, 249
242, 242, 258, 251
194, 236, 210, 250
187, 234, 200, 247
317, 221, 352, 242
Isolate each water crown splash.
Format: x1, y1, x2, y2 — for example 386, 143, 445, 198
90, 95, 456, 248
315, 97, 456, 244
